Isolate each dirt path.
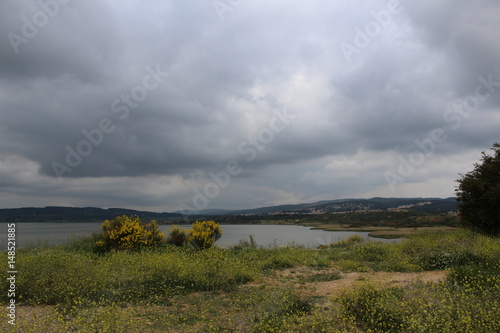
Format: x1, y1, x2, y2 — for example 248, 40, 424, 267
246, 267, 448, 301
307, 270, 447, 298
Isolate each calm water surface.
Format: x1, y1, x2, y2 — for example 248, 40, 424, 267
0, 223, 397, 249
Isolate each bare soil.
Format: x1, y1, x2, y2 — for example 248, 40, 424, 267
307, 270, 446, 297
245, 266, 447, 306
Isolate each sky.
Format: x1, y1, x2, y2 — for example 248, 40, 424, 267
1, 0, 499, 213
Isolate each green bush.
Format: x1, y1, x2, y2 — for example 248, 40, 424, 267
165, 225, 188, 246
351, 241, 390, 262
231, 235, 258, 250
328, 234, 365, 248
396, 230, 486, 270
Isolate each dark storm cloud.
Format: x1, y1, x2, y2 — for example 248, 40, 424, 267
1, 0, 499, 210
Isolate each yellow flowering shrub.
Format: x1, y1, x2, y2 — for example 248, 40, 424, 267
187, 220, 222, 250
96, 215, 165, 251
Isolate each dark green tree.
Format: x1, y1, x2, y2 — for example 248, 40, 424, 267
456, 143, 500, 236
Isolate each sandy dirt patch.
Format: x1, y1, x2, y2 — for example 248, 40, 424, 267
307, 270, 447, 298
245, 267, 447, 303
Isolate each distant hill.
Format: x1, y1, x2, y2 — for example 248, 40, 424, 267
0, 198, 458, 222
0, 207, 181, 223
189, 197, 458, 216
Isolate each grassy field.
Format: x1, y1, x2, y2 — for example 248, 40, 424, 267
2, 229, 499, 332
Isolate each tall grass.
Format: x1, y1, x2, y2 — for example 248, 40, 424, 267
339, 266, 500, 332
323, 229, 499, 272
2, 246, 264, 305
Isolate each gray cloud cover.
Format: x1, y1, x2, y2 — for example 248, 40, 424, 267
1, 0, 499, 211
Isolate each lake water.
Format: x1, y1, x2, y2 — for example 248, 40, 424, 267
0, 223, 397, 249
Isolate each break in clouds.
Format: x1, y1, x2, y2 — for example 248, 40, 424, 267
0, 0, 499, 212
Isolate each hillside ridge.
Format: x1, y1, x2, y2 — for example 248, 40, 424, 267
0, 197, 458, 222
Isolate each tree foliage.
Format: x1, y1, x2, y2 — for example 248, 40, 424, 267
456, 143, 500, 236
96, 215, 165, 251
187, 220, 222, 249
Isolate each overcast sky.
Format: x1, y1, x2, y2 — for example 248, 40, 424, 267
1, 0, 499, 212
